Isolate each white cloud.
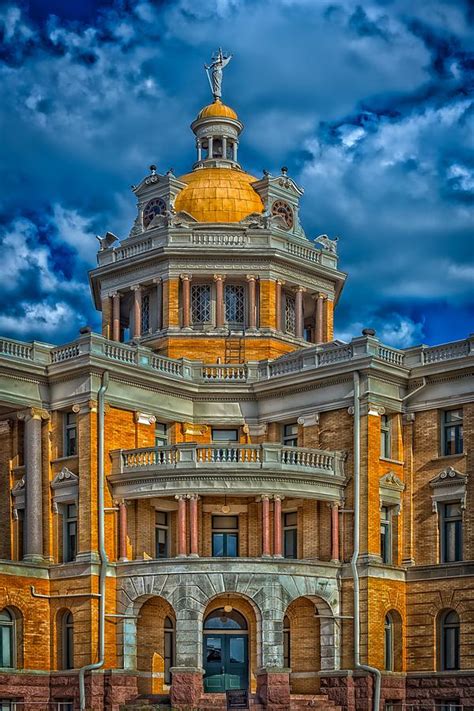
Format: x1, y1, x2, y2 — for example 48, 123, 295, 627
0, 301, 77, 338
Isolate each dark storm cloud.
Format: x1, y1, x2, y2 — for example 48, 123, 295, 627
0, 0, 472, 346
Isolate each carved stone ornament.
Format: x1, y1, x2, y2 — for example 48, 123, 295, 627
135, 412, 157, 426
379, 471, 405, 513
11, 477, 25, 512
314, 234, 338, 254
430, 466, 467, 512
243, 423, 267, 437
368, 404, 386, 417
239, 212, 268, 229
51, 466, 79, 489
297, 413, 320, 427
182, 422, 209, 436
51, 467, 79, 511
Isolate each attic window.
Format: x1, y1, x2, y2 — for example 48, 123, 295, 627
143, 198, 167, 228
271, 200, 293, 230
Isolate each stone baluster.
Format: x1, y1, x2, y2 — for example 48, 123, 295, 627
214, 275, 226, 328
295, 286, 305, 339
118, 500, 128, 562
112, 292, 121, 342
246, 275, 257, 330
188, 494, 199, 557
181, 274, 191, 328
315, 292, 325, 344
131, 285, 142, 339
261, 495, 271, 558
176, 495, 187, 557
18, 408, 49, 563
330, 502, 340, 563
273, 495, 283, 558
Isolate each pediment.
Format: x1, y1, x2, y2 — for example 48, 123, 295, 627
380, 471, 405, 492
51, 466, 79, 489
430, 466, 467, 488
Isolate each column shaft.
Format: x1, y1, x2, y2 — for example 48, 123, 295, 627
247, 276, 257, 329
119, 501, 128, 561
181, 276, 191, 328
273, 496, 283, 557
132, 286, 142, 339
331, 503, 340, 562
215, 276, 225, 328
177, 496, 187, 557
315, 294, 324, 343
112, 293, 121, 342
24, 413, 44, 562
262, 496, 271, 557
295, 287, 305, 339
275, 281, 282, 331
189, 495, 199, 556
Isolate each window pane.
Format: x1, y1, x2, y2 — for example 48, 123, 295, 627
226, 533, 238, 557
156, 511, 168, 526
284, 512, 297, 527
0, 624, 12, 667
205, 637, 222, 662
212, 429, 238, 442
284, 529, 297, 559
285, 295, 296, 335
191, 284, 211, 323
212, 533, 224, 557
229, 637, 245, 664
212, 516, 238, 530
225, 284, 245, 323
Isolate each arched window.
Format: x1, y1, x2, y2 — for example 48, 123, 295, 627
283, 615, 290, 669
384, 614, 394, 671
204, 608, 248, 631
164, 616, 175, 685
0, 608, 15, 668
439, 610, 460, 671
61, 611, 74, 670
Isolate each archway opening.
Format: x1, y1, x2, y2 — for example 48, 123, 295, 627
285, 597, 321, 694
203, 600, 253, 694
136, 596, 176, 695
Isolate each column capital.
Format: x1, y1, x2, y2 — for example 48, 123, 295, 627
246, 274, 257, 282
259, 494, 271, 501
276, 279, 285, 286
180, 273, 191, 281
327, 501, 340, 510
296, 286, 306, 293
175, 494, 188, 501
152, 276, 162, 284
187, 493, 200, 500
130, 284, 142, 292
17, 407, 49, 422
213, 274, 226, 282
273, 494, 285, 501
316, 291, 326, 300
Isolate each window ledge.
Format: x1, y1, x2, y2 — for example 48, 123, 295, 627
380, 457, 404, 466
51, 455, 79, 465
431, 453, 466, 462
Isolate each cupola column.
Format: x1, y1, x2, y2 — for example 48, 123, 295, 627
315, 292, 325, 343
196, 139, 202, 162
153, 277, 163, 331
330, 502, 340, 563
273, 495, 283, 558
275, 280, 284, 331
261, 495, 271, 558
189, 494, 200, 557
232, 141, 238, 162
118, 500, 128, 562
176, 494, 187, 557
208, 136, 214, 159
214, 275, 226, 328
131, 285, 142, 339
295, 286, 305, 339
181, 274, 192, 328
246, 275, 257, 330
112, 292, 121, 342
222, 136, 227, 159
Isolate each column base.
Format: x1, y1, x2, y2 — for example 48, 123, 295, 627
170, 666, 204, 709
256, 667, 291, 711
23, 553, 46, 564
76, 551, 101, 563
188, 552, 199, 558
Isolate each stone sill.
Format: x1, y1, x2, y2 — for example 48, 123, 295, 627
51, 455, 79, 465
380, 457, 404, 466
431, 453, 467, 462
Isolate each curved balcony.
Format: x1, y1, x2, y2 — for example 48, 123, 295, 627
108, 443, 346, 500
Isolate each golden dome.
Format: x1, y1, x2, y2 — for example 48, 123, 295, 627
175, 167, 264, 223
197, 100, 238, 120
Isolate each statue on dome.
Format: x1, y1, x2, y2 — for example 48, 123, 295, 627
205, 48, 232, 101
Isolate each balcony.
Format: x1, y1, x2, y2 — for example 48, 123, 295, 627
108, 443, 347, 500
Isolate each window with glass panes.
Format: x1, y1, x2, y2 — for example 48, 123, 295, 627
64, 412, 77, 457
0, 609, 14, 668
284, 294, 296, 335
442, 410, 463, 456
0, 701, 20, 711
283, 512, 298, 559
141, 293, 150, 333
282, 423, 298, 447
225, 284, 245, 323
62, 612, 74, 670
283, 615, 290, 668
380, 506, 392, 564
63, 503, 77, 563
440, 610, 460, 671
384, 614, 394, 670
164, 616, 175, 685
191, 284, 211, 323
155, 511, 169, 558
211, 428, 239, 442
440, 502, 462, 563
155, 423, 168, 447
380, 414, 391, 459
212, 515, 238, 557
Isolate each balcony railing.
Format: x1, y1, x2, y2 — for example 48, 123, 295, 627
0, 332, 472, 384
110, 443, 346, 478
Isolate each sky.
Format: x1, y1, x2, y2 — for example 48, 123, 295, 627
0, 0, 473, 349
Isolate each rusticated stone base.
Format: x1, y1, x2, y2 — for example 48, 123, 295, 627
0, 669, 138, 711
406, 672, 474, 709
170, 667, 204, 709
256, 668, 291, 711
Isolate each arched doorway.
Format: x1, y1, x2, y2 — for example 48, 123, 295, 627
203, 607, 248, 693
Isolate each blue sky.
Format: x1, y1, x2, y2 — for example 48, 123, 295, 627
0, 0, 472, 348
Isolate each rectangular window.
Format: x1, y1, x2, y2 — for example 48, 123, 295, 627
284, 294, 296, 335
380, 506, 392, 564
141, 293, 150, 333
212, 515, 238, 557
380, 414, 391, 459
282, 423, 298, 447
155, 423, 168, 447
0, 702, 21, 711
211, 428, 239, 442
442, 409, 463, 456
191, 284, 211, 323
155, 511, 169, 558
441, 502, 462, 563
64, 503, 77, 563
54, 703, 74, 711
436, 701, 460, 711
283, 512, 298, 559
225, 284, 245, 323
64, 412, 77, 457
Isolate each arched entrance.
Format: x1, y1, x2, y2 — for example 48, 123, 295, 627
203, 607, 248, 693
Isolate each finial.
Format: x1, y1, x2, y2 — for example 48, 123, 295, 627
281, 166, 288, 176
149, 164, 157, 175
263, 169, 269, 176
362, 328, 376, 337
204, 48, 233, 101
166, 168, 174, 176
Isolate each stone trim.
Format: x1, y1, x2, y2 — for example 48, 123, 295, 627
429, 466, 467, 512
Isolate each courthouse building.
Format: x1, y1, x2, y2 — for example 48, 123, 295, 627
0, 66, 473, 711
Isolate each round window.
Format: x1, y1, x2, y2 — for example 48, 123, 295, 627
271, 200, 293, 230
143, 198, 167, 228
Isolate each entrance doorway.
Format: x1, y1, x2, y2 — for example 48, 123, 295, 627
203, 608, 248, 692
